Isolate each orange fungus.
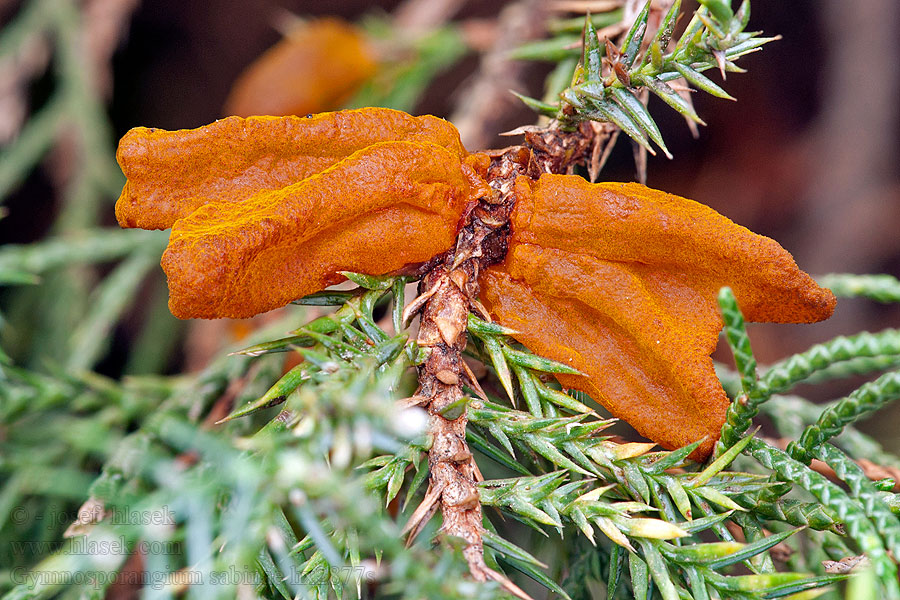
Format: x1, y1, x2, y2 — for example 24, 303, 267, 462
115, 108, 834, 457
478, 175, 835, 459
115, 108, 467, 231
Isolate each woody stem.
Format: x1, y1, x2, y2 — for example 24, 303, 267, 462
412, 147, 530, 583
416, 262, 488, 578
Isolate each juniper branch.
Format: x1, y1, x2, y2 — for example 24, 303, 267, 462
759, 329, 900, 398
717, 287, 765, 454
788, 370, 900, 464
404, 142, 526, 591
746, 438, 900, 598
819, 273, 900, 304
813, 443, 900, 560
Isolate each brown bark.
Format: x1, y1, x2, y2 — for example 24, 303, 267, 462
405, 147, 530, 594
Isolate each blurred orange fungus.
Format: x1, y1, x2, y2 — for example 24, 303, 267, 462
223, 18, 376, 118
115, 107, 835, 456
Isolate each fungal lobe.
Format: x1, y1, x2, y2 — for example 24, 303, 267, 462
114, 108, 486, 320
479, 175, 836, 459
164, 141, 484, 319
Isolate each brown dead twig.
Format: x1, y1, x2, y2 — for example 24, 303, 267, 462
0, 33, 49, 144
822, 554, 871, 575
1, 0, 137, 146
404, 146, 526, 597
450, 0, 547, 150
393, 0, 467, 31
50, 0, 140, 186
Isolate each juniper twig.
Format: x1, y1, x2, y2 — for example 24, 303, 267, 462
406, 144, 526, 595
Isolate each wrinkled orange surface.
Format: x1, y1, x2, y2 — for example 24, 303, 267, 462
115, 108, 467, 230
223, 18, 376, 119
479, 175, 836, 459
163, 141, 482, 318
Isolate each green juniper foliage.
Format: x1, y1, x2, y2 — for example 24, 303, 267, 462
2, 1, 900, 599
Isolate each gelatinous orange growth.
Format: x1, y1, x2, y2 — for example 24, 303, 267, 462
223, 18, 376, 119
116, 106, 835, 457
115, 108, 486, 319
479, 175, 835, 459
